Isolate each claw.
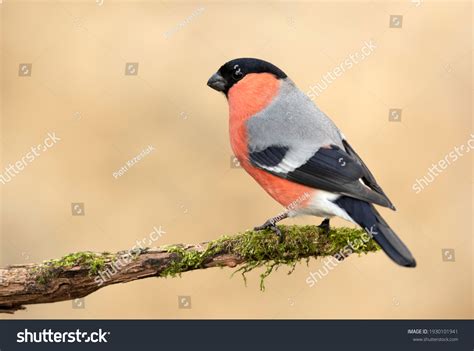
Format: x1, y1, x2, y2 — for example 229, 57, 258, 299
254, 220, 284, 240
254, 213, 288, 242
317, 218, 330, 235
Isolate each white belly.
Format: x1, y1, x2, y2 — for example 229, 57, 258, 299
290, 190, 355, 223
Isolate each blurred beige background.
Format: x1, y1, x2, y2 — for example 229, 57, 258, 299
0, 0, 472, 319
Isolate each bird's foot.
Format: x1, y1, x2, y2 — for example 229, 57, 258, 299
317, 218, 340, 260
317, 218, 330, 235
254, 219, 284, 240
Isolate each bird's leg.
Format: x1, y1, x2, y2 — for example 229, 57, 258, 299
254, 212, 289, 238
317, 218, 330, 235
317, 218, 344, 261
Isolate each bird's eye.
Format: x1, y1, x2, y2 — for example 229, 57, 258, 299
231, 64, 244, 81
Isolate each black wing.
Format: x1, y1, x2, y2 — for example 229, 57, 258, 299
249, 144, 395, 209
342, 139, 395, 210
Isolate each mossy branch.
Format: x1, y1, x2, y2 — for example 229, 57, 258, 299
0, 225, 379, 313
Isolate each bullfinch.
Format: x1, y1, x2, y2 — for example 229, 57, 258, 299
207, 58, 416, 267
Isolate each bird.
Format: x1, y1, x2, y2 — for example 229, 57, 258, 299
207, 58, 416, 267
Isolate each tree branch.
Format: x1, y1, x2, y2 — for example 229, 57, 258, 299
0, 225, 379, 313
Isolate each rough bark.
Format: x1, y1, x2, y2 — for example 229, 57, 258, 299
0, 225, 378, 313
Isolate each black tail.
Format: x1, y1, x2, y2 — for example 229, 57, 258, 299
334, 196, 416, 267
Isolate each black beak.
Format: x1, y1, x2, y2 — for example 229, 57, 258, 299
207, 72, 227, 92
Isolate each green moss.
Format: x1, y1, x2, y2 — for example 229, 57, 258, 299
35, 251, 115, 284
159, 240, 227, 278
33, 225, 379, 289
160, 225, 379, 290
